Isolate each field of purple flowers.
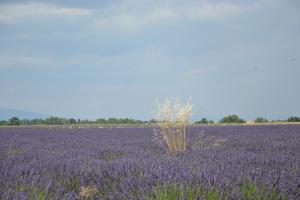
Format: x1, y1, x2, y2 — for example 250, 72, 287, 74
0, 125, 299, 200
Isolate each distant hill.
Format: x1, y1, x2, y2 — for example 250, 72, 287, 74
0, 109, 49, 120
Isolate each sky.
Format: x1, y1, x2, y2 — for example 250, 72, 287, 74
0, 0, 299, 121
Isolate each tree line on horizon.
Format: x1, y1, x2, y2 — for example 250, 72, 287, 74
194, 115, 300, 124
0, 115, 299, 126
0, 116, 145, 126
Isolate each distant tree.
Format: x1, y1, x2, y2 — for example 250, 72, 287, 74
287, 116, 300, 122
254, 117, 269, 123
68, 118, 77, 124
0, 120, 8, 126
118, 118, 127, 124
135, 120, 144, 124
271, 119, 284, 123
96, 118, 107, 124
0, 117, 145, 126
195, 118, 208, 124
21, 119, 29, 125
45, 116, 64, 125
125, 118, 133, 124
29, 118, 45, 125
148, 119, 157, 124
8, 117, 21, 126
219, 115, 245, 123
107, 118, 118, 124
79, 119, 91, 124
96, 118, 144, 124
208, 120, 214, 124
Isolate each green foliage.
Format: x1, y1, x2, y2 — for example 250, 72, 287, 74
146, 184, 184, 200
145, 184, 221, 200
9, 182, 47, 200
0, 116, 145, 126
96, 118, 107, 124
205, 189, 221, 200
194, 118, 214, 124
195, 118, 209, 124
8, 117, 21, 126
107, 117, 118, 124
146, 179, 286, 200
219, 115, 245, 123
8, 177, 81, 200
0, 120, 7, 126
27, 186, 46, 200
45, 116, 64, 125
28, 118, 45, 125
79, 119, 93, 124
239, 177, 285, 200
147, 184, 183, 200
44, 116, 79, 125
5, 177, 288, 200
254, 117, 269, 123
240, 178, 259, 200
287, 116, 300, 122
47, 175, 80, 197
0, 115, 297, 127
63, 177, 80, 192
68, 118, 77, 124
97, 117, 144, 124
148, 119, 158, 123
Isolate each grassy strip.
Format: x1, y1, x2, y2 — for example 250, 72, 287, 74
145, 178, 288, 200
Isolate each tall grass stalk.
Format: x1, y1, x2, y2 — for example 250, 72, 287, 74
153, 97, 192, 153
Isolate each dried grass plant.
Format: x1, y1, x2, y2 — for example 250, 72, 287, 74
153, 97, 193, 153
79, 185, 98, 200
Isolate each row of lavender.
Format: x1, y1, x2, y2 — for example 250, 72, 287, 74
0, 125, 299, 199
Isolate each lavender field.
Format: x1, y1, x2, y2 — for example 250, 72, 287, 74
0, 125, 299, 200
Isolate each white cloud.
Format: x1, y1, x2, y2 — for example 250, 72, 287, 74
0, 2, 91, 24
143, 2, 246, 21
186, 3, 246, 19
0, 55, 57, 68
95, 1, 248, 31
0, 1, 249, 29
0, 15, 15, 24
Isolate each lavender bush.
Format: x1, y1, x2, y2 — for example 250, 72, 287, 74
0, 125, 299, 199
